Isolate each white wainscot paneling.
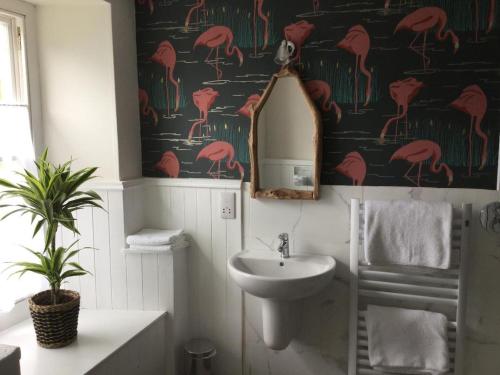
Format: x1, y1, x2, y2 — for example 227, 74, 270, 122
70, 179, 243, 375
142, 180, 243, 375
69, 179, 500, 375
55, 187, 125, 310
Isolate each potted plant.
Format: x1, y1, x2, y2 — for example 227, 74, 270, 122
0, 150, 103, 348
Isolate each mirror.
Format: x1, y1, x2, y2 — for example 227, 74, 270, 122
250, 67, 322, 200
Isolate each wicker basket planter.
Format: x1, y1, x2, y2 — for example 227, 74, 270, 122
28, 290, 80, 349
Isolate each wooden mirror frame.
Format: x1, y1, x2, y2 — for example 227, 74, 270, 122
249, 66, 322, 200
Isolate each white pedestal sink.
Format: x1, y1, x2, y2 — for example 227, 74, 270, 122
228, 250, 336, 350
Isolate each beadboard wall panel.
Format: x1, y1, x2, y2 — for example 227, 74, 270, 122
56, 184, 179, 312
142, 182, 243, 375
62, 180, 243, 375
93, 192, 113, 310
108, 189, 128, 310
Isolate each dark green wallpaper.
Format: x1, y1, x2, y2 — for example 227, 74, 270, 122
136, 0, 500, 189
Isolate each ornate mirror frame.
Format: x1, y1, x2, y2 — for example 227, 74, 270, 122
249, 66, 323, 200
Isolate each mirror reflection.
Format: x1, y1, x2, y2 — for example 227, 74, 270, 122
257, 73, 316, 192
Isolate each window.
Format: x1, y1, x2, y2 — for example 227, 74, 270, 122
0, 9, 41, 312
0, 11, 26, 104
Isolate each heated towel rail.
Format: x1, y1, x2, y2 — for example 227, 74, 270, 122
348, 199, 471, 375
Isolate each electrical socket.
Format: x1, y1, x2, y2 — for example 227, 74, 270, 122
220, 191, 235, 219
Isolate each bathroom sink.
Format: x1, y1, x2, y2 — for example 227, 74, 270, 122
228, 250, 336, 350
228, 250, 336, 300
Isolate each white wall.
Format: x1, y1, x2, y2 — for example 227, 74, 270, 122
70, 180, 500, 375
55, 180, 189, 375
68, 178, 242, 375
36, 2, 120, 180
142, 179, 243, 375
242, 185, 500, 375
36, 0, 142, 181
105, 0, 142, 180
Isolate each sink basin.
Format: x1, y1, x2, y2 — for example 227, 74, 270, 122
228, 250, 335, 300
228, 250, 336, 349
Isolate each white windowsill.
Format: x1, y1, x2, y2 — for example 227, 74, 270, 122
0, 309, 166, 375
0, 283, 48, 332
0, 298, 30, 333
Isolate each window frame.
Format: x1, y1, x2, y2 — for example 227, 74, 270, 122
0, 0, 43, 156
0, 0, 43, 328
0, 10, 25, 104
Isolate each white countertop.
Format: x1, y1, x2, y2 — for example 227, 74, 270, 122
0, 309, 166, 375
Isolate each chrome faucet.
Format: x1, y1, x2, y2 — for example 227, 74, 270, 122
277, 233, 289, 259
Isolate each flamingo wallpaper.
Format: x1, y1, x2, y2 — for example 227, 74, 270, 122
136, 0, 500, 189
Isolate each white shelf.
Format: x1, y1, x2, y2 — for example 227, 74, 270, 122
121, 247, 184, 255
0, 309, 166, 375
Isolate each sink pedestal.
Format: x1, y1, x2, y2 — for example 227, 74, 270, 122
261, 299, 299, 350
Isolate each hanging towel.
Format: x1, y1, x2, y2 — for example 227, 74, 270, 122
127, 238, 189, 254
126, 228, 184, 246
364, 200, 452, 269
366, 305, 449, 374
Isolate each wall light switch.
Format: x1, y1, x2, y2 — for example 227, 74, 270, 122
220, 192, 235, 219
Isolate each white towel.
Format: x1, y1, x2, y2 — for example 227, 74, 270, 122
126, 228, 184, 246
364, 200, 452, 269
127, 239, 189, 254
366, 305, 449, 374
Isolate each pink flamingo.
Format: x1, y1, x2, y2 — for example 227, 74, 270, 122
284, 21, 315, 65
188, 88, 219, 141
237, 94, 261, 118
155, 151, 180, 178
379, 77, 424, 143
472, 0, 496, 41
196, 141, 244, 179
390, 140, 453, 186
313, 0, 320, 14
394, 7, 459, 70
335, 152, 366, 186
386, 1, 495, 38
151, 41, 180, 116
305, 80, 342, 123
185, 0, 207, 31
194, 26, 244, 80
337, 25, 372, 113
137, 0, 154, 14
139, 89, 158, 126
252, 0, 269, 56
450, 84, 488, 176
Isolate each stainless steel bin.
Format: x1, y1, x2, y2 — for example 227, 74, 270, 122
184, 339, 216, 375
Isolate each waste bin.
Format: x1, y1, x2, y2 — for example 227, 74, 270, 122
184, 339, 216, 375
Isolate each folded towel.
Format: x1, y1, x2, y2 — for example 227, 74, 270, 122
126, 228, 184, 246
364, 200, 452, 269
127, 238, 189, 254
366, 305, 449, 374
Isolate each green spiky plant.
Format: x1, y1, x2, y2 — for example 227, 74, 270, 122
0, 149, 103, 305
